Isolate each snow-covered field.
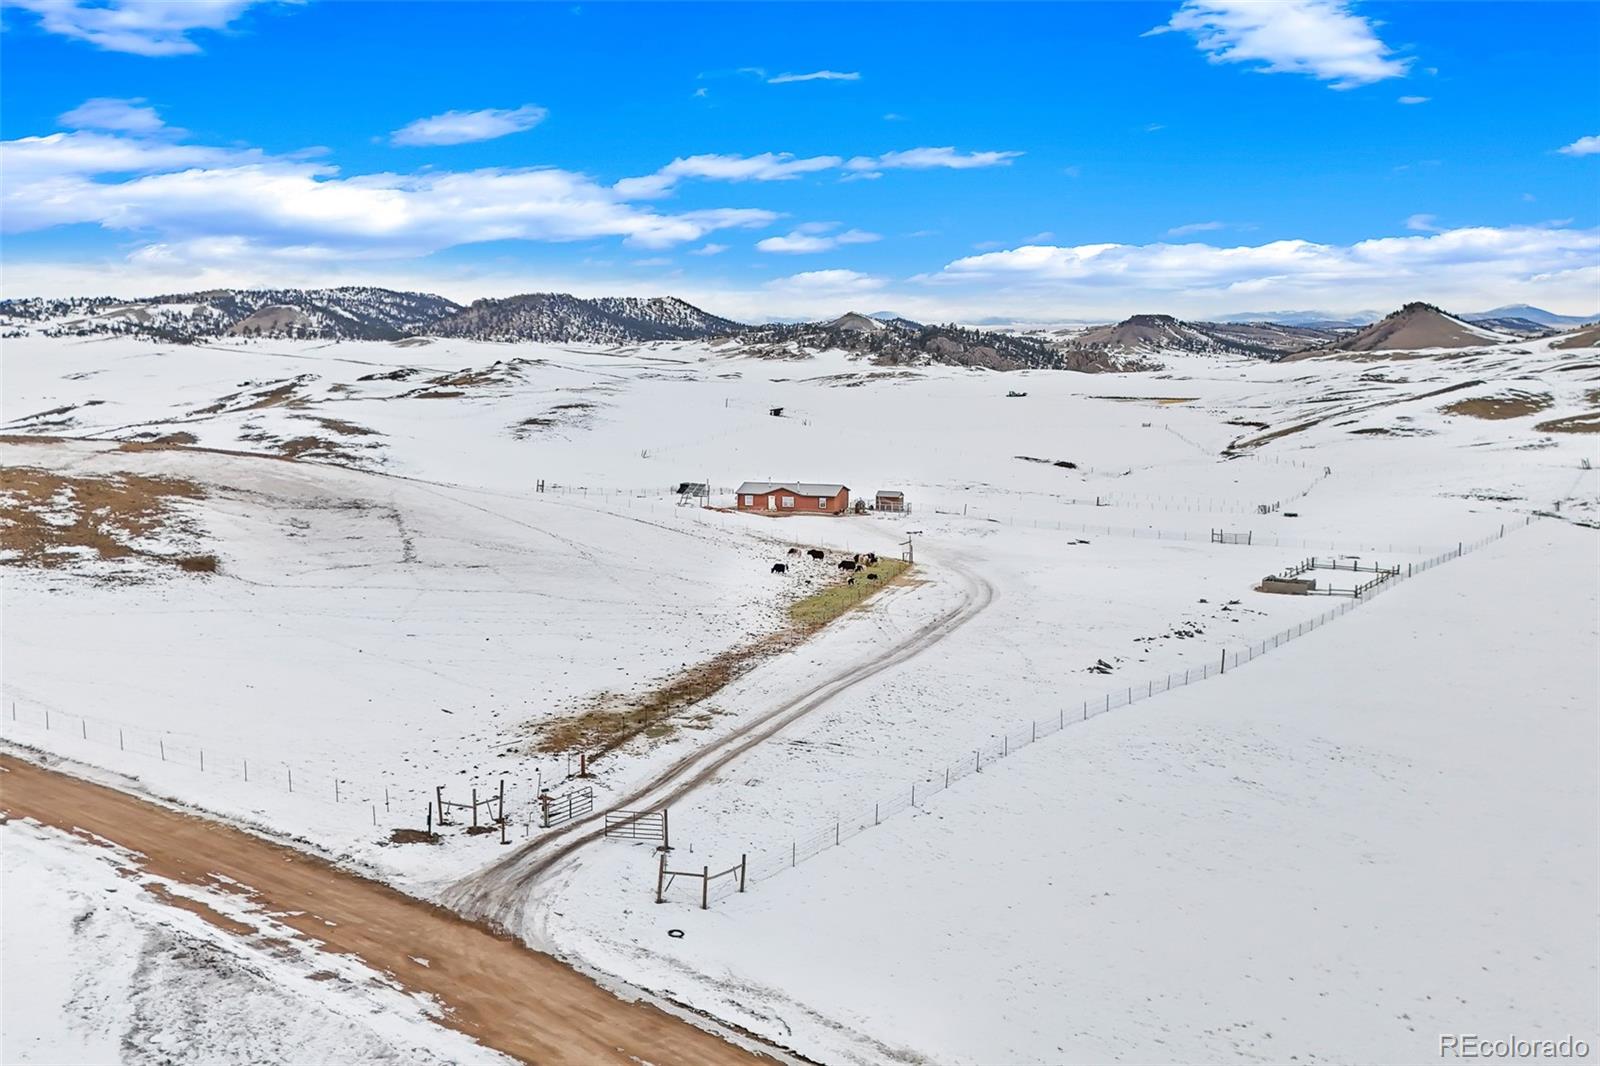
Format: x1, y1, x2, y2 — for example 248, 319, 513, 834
3, 329, 1596, 1063
0, 818, 508, 1065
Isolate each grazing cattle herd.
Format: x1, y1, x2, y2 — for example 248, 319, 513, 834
769, 547, 883, 585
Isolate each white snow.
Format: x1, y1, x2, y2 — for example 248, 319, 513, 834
0, 818, 510, 1065
2, 328, 1596, 1063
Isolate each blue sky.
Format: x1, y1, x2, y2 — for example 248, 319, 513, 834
2, 0, 1597, 319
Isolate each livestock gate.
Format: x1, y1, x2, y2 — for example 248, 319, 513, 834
603, 808, 670, 849
539, 786, 594, 828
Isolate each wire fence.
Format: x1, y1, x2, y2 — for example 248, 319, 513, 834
534, 481, 1476, 558
0, 697, 571, 838
731, 515, 1538, 890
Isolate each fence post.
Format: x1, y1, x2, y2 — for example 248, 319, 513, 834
159, 738, 164, 760
243, 757, 248, 782
875, 803, 879, 826
975, 750, 981, 773
791, 841, 796, 867
82, 720, 87, 740
739, 854, 747, 893
119, 728, 124, 750
335, 778, 341, 803
199, 748, 204, 771
1219, 650, 1227, 675
701, 866, 709, 910
288, 766, 293, 792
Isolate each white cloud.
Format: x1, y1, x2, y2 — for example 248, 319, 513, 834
846, 146, 1023, 172
390, 105, 547, 147
1405, 213, 1439, 232
1167, 220, 1227, 236
756, 224, 880, 254
1149, 0, 1411, 89
0, 128, 778, 260
924, 226, 1600, 315
767, 70, 861, 84
615, 152, 842, 199
1557, 135, 1600, 157
59, 97, 170, 135
690, 243, 729, 256
766, 269, 885, 293
8, 0, 282, 56
1398, 95, 1430, 105
617, 147, 1017, 198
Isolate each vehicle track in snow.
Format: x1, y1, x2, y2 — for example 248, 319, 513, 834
442, 559, 995, 933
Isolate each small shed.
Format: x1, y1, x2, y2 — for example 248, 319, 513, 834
875, 489, 906, 513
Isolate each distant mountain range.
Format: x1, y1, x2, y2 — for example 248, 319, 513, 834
3, 287, 1592, 366
1213, 310, 1383, 328
1463, 304, 1598, 329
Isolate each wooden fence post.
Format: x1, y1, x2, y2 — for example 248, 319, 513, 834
739, 854, 747, 893
656, 851, 666, 903
701, 866, 709, 910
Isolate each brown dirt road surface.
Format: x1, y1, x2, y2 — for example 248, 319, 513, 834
0, 754, 766, 1066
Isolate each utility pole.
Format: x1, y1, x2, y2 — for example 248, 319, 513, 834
903, 529, 923, 564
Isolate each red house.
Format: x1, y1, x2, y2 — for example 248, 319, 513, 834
735, 481, 850, 516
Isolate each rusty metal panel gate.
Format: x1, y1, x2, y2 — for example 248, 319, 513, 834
540, 787, 593, 828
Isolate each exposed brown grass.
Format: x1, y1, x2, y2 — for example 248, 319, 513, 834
528, 553, 914, 756
1440, 390, 1554, 420
530, 639, 762, 756
119, 431, 198, 450
302, 416, 379, 437
0, 466, 206, 573
789, 557, 911, 629
386, 828, 440, 845
177, 554, 220, 573
1533, 411, 1600, 434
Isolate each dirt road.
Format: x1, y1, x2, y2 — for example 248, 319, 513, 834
0, 754, 766, 1066
445, 561, 995, 930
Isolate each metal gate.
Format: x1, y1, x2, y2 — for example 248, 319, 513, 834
603, 808, 669, 846
540, 786, 593, 828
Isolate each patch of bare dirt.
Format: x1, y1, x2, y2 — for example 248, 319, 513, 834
1440, 390, 1554, 420
1533, 411, 1600, 434
0, 466, 209, 574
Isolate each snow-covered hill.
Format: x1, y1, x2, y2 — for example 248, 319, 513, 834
0, 287, 461, 342
425, 293, 745, 344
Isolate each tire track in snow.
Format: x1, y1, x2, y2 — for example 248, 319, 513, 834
442, 559, 995, 933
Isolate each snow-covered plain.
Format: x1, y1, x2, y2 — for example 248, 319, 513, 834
0, 818, 508, 1065
3, 328, 1596, 1063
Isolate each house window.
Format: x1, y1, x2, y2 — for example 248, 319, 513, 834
743, 494, 754, 505
781, 496, 795, 508
817, 497, 828, 507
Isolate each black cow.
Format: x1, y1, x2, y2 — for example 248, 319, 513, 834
807, 548, 825, 560
847, 577, 855, 585
771, 563, 787, 574
865, 552, 878, 564
838, 559, 856, 571
866, 572, 879, 581
787, 547, 800, 555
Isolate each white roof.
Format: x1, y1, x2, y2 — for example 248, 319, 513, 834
737, 481, 847, 496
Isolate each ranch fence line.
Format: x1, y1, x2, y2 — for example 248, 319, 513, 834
530, 479, 1492, 558
0, 697, 573, 839
719, 515, 1539, 895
